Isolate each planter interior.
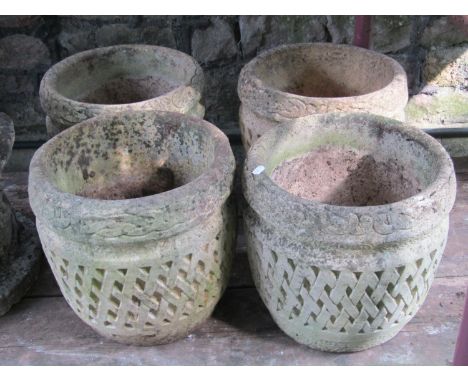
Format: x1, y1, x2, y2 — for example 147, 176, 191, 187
49, 46, 200, 105
46, 114, 215, 200
250, 44, 397, 98
271, 146, 425, 207
263, 121, 439, 207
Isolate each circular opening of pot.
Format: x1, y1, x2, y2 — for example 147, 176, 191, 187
265, 118, 443, 207
43, 113, 219, 200
49, 46, 200, 105
251, 44, 398, 98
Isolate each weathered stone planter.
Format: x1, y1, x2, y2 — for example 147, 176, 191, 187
40, 45, 205, 137
238, 43, 408, 149
0, 113, 41, 316
28, 111, 236, 345
243, 113, 456, 352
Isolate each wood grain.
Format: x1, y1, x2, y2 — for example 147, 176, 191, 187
0, 156, 467, 365
0, 277, 465, 365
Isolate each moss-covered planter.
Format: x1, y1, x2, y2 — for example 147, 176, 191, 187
243, 113, 456, 352
29, 111, 236, 345
238, 43, 408, 149
40, 45, 205, 137
0, 113, 41, 316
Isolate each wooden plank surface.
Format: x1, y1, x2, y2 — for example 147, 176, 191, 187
0, 158, 467, 365
0, 279, 465, 366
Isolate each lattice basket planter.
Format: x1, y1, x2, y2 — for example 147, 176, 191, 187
238, 43, 408, 150
40, 45, 205, 137
29, 111, 236, 345
242, 113, 456, 352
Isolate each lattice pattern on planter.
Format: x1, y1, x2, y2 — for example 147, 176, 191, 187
248, 229, 444, 335
45, 243, 226, 334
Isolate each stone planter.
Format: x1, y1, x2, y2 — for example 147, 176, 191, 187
29, 111, 236, 345
238, 43, 408, 149
0, 113, 41, 316
40, 45, 205, 137
243, 113, 456, 352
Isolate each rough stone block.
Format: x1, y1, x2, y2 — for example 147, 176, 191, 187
371, 16, 413, 53
59, 16, 96, 33
0, 16, 42, 29
60, 15, 138, 32
264, 16, 327, 49
57, 31, 93, 57
2, 97, 45, 133
262, 16, 328, 51
423, 45, 468, 89
405, 88, 468, 127
0, 74, 35, 96
140, 26, 177, 48
239, 16, 267, 57
95, 24, 139, 46
326, 16, 355, 44
191, 18, 238, 64
140, 15, 174, 28
0, 34, 50, 71
240, 16, 328, 58
57, 16, 141, 56
57, 30, 95, 57
421, 16, 468, 48
78, 15, 139, 24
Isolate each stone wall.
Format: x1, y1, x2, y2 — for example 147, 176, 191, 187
0, 15, 467, 144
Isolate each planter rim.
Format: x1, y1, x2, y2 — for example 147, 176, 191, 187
40, 44, 204, 124
29, 111, 235, 243
238, 43, 408, 117
243, 113, 456, 244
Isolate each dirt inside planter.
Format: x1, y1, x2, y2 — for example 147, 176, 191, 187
77, 166, 176, 200
80, 76, 178, 104
286, 82, 350, 98
254, 46, 395, 99
270, 147, 422, 206
284, 71, 363, 98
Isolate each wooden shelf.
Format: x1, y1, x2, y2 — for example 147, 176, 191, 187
0, 158, 467, 365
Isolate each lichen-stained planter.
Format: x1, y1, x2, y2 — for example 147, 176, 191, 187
28, 111, 236, 345
238, 43, 408, 150
40, 45, 205, 137
0, 113, 41, 316
243, 113, 456, 352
